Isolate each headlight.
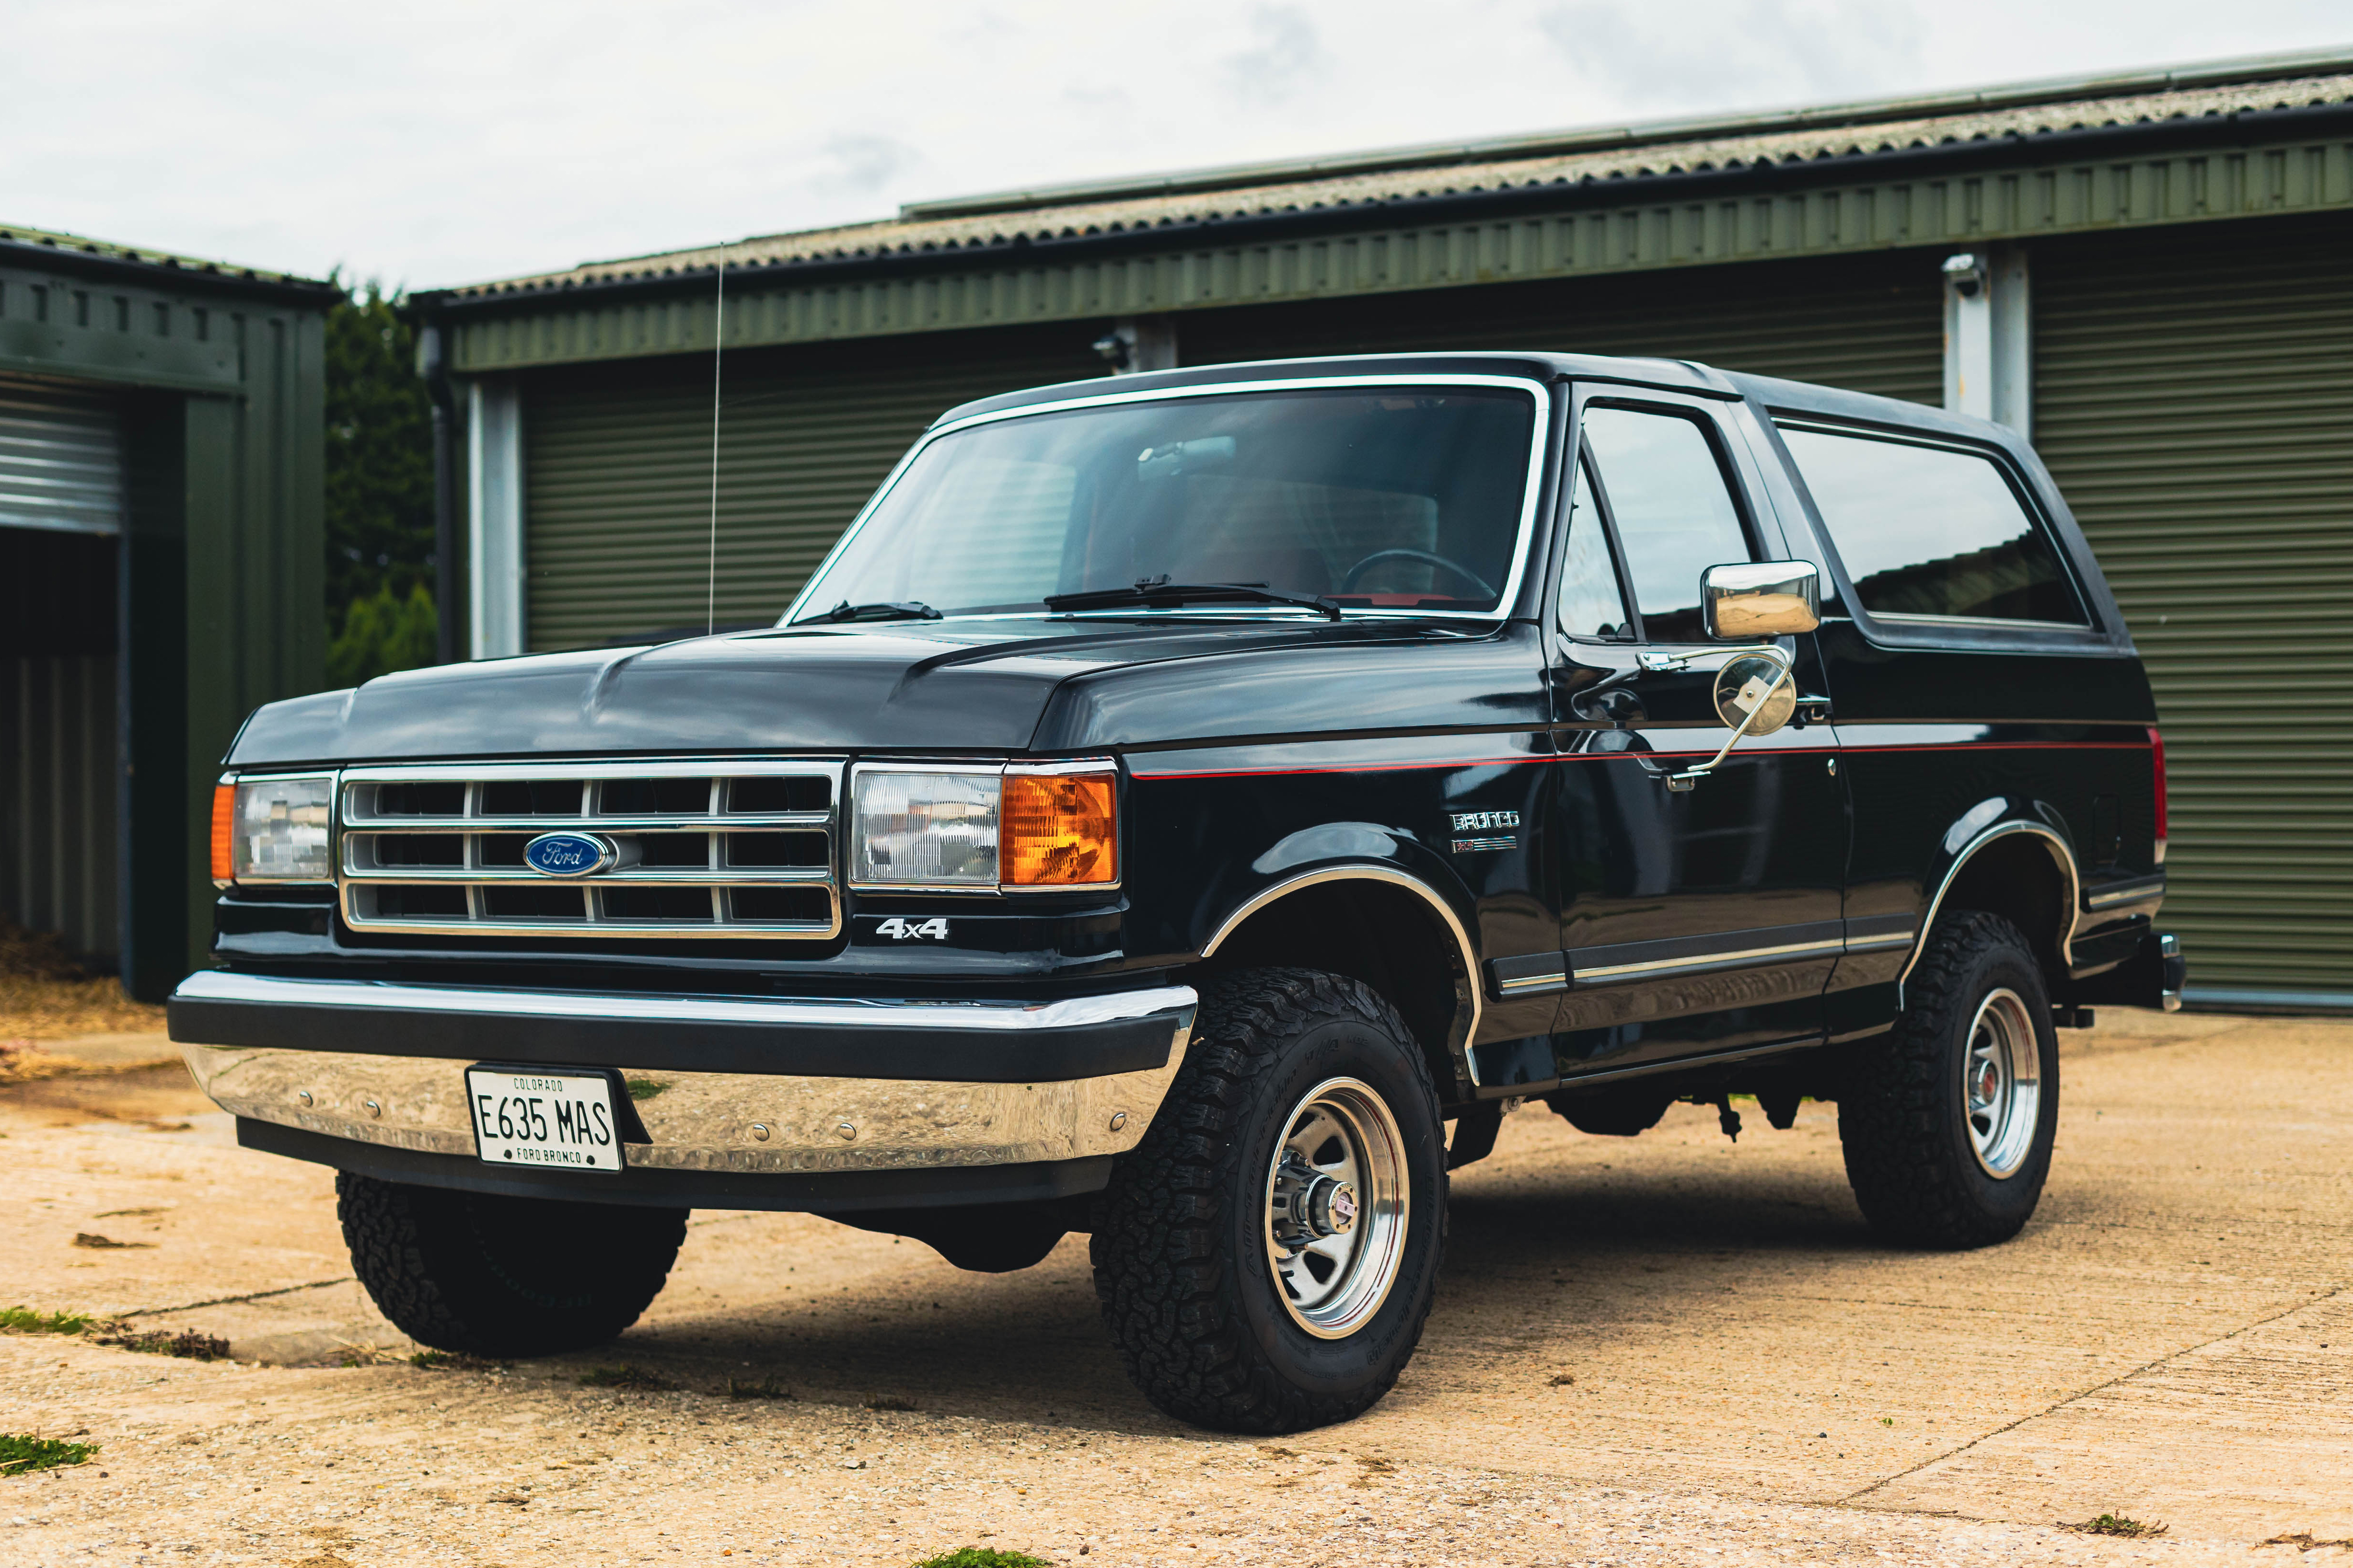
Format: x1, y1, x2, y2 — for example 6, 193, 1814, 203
211, 773, 335, 885
851, 770, 1001, 888
851, 763, 1118, 890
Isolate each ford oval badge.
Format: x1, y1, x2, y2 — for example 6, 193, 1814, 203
523, 831, 618, 878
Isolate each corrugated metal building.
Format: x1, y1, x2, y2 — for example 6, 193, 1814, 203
409, 47, 2353, 1009
0, 226, 334, 999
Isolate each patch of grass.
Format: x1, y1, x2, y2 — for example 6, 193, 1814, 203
2263, 1533, 2353, 1550
727, 1376, 795, 1401
410, 1349, 503, 1372
865, 1393, 918, 1412
0, 1305, 93, 1335
624, 1078, 668, 1101
0, 1433, 98, 1475
2069, 1513, 2167, 1538
912, 1551, 1052, 1568
97, 1329, 231, 1361
577, 1364, 676, 1391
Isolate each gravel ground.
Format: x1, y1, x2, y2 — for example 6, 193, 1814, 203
2, 1006, 2348, 1567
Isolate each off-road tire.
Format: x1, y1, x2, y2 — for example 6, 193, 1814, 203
337, 1173, 687, 1357
1838, 911, 2060, 1248
1090, 968, 1448, 1433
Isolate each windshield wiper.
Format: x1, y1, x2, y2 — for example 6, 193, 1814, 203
821, 600, 941, 623
1043, 579, 1342, 621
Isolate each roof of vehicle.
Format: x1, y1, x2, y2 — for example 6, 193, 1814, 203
933, 351, 1739, 426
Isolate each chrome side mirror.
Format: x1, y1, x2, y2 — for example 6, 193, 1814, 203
1711, 653, 1797, 736
1702, 561, 1821, 640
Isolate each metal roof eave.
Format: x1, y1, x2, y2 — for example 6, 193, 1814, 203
411, 94, 2353, 325
0, 232, 339, 308
904, 43, 2353, 220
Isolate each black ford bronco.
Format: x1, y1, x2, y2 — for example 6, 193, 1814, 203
171, 352, 2184, 1433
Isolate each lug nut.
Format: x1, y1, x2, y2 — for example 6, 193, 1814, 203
749, 1123, 771, 1142
1108, 1111, 1128, 1131
835, 1121, 857, 1141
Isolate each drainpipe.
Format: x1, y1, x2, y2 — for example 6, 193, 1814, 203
418, 320, 460, 665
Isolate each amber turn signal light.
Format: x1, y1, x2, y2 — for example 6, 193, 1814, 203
209, 783, 237, 885
1000, 772, 1116, 886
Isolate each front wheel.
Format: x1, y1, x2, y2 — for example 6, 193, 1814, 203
338, 1173, 686, 1357
1090, 968, 1448, 1433
1838, 911, 2060, 1248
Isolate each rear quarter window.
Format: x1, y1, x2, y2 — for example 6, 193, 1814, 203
1778, 425, 2084, 626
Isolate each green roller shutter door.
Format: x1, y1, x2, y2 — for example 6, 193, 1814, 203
1180, 251, 1944, 406
2034, 215, 2353, 1000
522, 330, 1105, 651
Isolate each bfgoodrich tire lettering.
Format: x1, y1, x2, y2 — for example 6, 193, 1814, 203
1090, 968, 1448, 1433
1838, 911, 2061, 1248
337, 1173, 686, 1357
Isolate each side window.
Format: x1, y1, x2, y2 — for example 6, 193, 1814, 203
1556, 456, 1631, 640
1580, 406, 1753, 643
1778, 426, 2085, 625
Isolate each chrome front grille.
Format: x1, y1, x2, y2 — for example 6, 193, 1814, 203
337, 760, 842, 938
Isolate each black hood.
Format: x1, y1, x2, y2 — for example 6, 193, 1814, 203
226, 617, 1545, 767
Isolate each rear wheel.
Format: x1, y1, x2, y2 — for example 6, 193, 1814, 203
338, 1173, 686, 1357
1090, 968, 1447, 1433
1838, 911, 2060, 1248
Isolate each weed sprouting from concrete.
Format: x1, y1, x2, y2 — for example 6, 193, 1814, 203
2070, 1513, 2167, 1538
98, 1329, 230, 1361
0, 1433, 98, 1475
0, 1306, 93, 1335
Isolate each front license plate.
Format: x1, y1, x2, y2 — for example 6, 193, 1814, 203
465, 1067, 624, 1172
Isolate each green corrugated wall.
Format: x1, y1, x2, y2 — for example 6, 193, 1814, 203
1180, 251, 1944, 406
521, 330, 1105, 650
2035, 214, 2353, 995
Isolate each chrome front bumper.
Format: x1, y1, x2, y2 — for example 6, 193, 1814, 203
171, 972, 1195, 1177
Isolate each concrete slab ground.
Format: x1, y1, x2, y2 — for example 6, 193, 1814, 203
1, 1007, 2347, 1567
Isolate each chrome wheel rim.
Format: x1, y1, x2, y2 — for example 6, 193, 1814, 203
1963, 987, 2041, 1178
1264, 1077, 1409, 1339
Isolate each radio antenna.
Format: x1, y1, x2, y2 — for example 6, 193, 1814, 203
706, 242, 728, 636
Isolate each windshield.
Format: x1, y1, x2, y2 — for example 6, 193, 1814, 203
790, 384, 1540, 620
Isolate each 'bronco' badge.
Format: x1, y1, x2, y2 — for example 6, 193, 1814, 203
523, 831, 620, 877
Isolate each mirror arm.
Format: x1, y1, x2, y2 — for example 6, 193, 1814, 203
1662, 643, 1797, 794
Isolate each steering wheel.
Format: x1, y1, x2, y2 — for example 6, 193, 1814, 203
1338, 549, 1498, 601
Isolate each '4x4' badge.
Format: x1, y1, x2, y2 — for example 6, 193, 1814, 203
874, 917, 950, 941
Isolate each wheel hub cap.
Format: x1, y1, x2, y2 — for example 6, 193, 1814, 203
1962, 987, 2042, 1178
1263, 1078, 1409, 1339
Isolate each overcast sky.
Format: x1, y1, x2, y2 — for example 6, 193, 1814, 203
2, 0, 2345, 293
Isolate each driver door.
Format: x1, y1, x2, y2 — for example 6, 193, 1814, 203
1546, 394, 1847, 1079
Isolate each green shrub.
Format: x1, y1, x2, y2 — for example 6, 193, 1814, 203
326, 582, 438, 688
0, 1434, 97, 1474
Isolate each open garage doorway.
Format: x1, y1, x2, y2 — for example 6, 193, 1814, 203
0, 376, 124, 970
